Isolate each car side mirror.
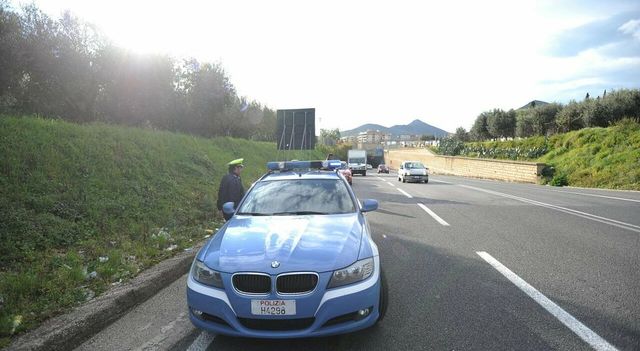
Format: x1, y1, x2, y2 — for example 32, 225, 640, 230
361, 199, 378, 212
222, 202, 235, 220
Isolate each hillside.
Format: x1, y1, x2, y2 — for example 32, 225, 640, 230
459, 120, 640, 189
341, 119, 450, 138
0, 116, 323, 346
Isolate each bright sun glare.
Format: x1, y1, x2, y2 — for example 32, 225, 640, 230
23, 0, 640, 132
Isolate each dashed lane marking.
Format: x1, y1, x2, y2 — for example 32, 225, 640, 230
417, 203, 450, 226
477, 251, 619, 351
397, 188, 413, 198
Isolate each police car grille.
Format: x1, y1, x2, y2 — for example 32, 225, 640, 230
276, 274, 318, 294
238, 317, 315, 331
233, 274, 271, 294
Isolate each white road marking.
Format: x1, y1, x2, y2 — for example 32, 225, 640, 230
417, 203, 450, 226
476, 251, 619, 351
459, 184, 640, 233
377, 177, 386, 181
388, 182, 396, 187
547, 190, 640, 203
433, 176, 639, 202
186, 331, 216, 351
397, 188, 413, 198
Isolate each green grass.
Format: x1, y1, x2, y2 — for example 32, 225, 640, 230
0, 116, 323, 347
459, 120, 640, 190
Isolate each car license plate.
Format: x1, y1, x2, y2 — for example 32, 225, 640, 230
251, 299, 296, 316
413, 176, 420, 179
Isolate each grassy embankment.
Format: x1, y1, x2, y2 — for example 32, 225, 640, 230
0, 116, 324, 347
459, 120, 640, 189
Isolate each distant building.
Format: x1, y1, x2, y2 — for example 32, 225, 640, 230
340, 135, 358, 144
396, 134, 421, 141
357, 130, 386, 144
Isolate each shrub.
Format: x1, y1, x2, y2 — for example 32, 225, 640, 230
550, 173, 569, 187
437, 138, 465, 155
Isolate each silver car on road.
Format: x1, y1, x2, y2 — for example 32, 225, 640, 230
398, 160, 429, 183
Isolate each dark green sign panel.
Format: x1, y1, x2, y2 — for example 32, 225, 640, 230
276, 108, 315, 150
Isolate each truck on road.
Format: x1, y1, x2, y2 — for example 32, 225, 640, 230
348, 149, 367, 176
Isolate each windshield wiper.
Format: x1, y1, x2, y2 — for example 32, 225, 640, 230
236, 212, 273, 216
272, 211, 329, 216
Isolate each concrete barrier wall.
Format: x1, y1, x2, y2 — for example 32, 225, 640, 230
386, 148, 546, 183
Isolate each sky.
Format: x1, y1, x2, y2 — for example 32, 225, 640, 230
12, 0, 640, 133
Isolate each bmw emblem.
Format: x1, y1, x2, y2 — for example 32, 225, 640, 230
271, 261, 280, 268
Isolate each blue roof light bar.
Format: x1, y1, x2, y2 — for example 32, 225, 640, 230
266, 160, 342, 172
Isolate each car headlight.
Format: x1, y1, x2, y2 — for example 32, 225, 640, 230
191, 260, 224, 289
327, 257, 374, 288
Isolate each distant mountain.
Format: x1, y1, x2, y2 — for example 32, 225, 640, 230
341, 119, 450, 138
518, 100, 549, 110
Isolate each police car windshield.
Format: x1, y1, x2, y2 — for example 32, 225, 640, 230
237, 179, 355, 215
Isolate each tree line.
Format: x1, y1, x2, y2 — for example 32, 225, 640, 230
0, 2, 277, 140
453, 89, 640, 142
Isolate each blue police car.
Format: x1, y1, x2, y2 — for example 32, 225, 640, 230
187, 160, 388, 338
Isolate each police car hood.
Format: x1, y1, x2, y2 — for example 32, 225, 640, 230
200, 213, 363, 274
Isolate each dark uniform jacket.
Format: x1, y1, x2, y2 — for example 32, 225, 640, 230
217, 172, 245, 210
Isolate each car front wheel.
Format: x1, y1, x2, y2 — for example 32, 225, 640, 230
377, 269, 389, 323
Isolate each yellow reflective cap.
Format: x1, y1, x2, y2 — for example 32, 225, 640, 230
227, 158, 244, 166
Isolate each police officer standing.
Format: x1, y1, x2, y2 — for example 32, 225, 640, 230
217, 158, 245, 216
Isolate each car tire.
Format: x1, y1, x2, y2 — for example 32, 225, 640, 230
376, 269, 389, 323
363, 172, 366, 177
402, 177, 406, 183
424, 179, 429, 183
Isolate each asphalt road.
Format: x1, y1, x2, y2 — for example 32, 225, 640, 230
75, 174, 640, 351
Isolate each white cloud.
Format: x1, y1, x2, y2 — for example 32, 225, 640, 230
619, 19, 640, 41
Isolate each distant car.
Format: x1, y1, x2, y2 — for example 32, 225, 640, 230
187, 160, 387, 338
398, 161, 428, 183
339, 161, 353, 185
366, 164, 373, 170
377, 164, 389, 174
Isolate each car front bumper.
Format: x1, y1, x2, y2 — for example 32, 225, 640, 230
186, 257, 381, 338
404, 174, 428, 182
